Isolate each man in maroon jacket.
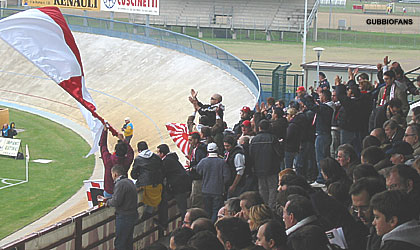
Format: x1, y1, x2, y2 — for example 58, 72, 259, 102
100, 126, 134, 198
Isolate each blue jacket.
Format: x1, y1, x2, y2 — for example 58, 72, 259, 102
196, 155, 231, 195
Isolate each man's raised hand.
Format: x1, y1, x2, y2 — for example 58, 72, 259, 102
335, 75, 342, 86
384, 56, 391, 66
190, 89, 198, 99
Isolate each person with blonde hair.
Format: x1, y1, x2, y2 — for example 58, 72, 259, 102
248, 204, 273, 242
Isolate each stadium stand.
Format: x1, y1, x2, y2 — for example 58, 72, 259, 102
143, 0, 319, 33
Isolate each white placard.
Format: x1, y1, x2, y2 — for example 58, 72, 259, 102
101, 0, 159, 15
0, 138, 21, 157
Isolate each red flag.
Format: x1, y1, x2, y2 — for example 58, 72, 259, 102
166, 123, 191, 157
0, 7, 117, 156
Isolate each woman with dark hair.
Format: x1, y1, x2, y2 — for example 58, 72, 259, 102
320, 157, 349, 186
320, 157, 351, 206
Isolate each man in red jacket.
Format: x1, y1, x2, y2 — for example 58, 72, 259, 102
100, 126, 134, 198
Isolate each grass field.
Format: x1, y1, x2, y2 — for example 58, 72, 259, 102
0, 107, 94, 239
203, 39, 420, 72
319, 0, 420, 16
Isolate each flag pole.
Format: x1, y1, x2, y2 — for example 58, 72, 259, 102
59, 86, 119, 137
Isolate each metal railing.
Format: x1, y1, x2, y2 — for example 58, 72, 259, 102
0, 7, 261, 103
307, 0, 321, 27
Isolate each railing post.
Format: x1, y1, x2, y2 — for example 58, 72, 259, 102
110, 11, 114, 30
83, 10, 88, 27
75, 217, 82, 250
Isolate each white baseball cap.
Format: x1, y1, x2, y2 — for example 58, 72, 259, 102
125, 117, 130, 121
207, 143, 218, 152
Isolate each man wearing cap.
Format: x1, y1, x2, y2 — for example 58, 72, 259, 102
319, 72, 330, 90
387, 141, 414, 166
195, 143, 231, 222
233, 106, 252, 137
122, 117, 134, 143
295, 86, 306, 99
241, 120, 255, 139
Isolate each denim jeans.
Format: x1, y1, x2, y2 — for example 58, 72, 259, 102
315, 133, 332, 183
330, 129, 340, 159
340, 129, 361, 156
284, 151, 297, 170
295, 141, 316, 179
203, 193, 224, 223
115, 213, 138, 250
103, 190, 113, 199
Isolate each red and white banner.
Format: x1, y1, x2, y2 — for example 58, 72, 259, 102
83, 179, 104, 208
165, 123, 190, 157
0, 7, 107, 157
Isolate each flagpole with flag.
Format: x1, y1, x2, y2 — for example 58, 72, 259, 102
0, 7, 118, 157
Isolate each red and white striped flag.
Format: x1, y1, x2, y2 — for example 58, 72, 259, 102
165, 123, 190, 157
0, 7, 113, 157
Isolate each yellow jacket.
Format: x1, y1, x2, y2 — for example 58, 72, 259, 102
123, 122, 133, 137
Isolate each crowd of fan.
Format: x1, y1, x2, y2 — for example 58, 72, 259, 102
101, 56, 420, 250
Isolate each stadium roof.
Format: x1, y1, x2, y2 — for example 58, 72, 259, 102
301, 61, 378, 72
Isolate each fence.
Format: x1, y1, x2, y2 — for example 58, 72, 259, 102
0, 194, 182, 250
0, 8, 260, 103
243, 60, 304, 104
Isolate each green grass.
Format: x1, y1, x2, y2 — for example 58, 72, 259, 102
0, 107, 94, 239
319, 0, 420, 16
151, 25, 420, 50
199, 27, 420, 49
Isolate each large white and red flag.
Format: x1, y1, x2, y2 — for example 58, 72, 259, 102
0, 7, 116, 156
165, 123, 190, 157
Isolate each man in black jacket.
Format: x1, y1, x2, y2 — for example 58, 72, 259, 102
284, 108, 302, 170
130, 141, 163, 220
224, 135, 246, 198
249, 120, 282, 209
335, 78, 363, 155
233, 106, 252, 137
302, 89, 334, 186
294, 105, 317, 181
383, 119, 404, 144
99, 165, 138, 250
283, 195, 331, 250
187, 132, 207, 208
157, 144, 191, 220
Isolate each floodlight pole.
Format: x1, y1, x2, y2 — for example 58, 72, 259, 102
302, 0, 308, 65
329, 0, 332, 29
